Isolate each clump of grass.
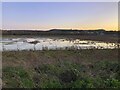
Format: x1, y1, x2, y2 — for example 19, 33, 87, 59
40, 79, 62, 88
3, 67, 34, 88
42, 46, 49, 50
71, 77, 95, 88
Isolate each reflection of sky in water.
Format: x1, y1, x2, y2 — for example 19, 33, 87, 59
1, 37, 120, 51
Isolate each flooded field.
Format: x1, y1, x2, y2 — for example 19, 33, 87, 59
0, 36, 120, 51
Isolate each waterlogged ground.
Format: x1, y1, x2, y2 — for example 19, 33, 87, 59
1, 36, 120, 51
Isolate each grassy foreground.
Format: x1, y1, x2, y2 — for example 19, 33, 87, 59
2, 49, 120, 88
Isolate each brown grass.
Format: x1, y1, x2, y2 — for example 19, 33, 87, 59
2, 49, 119, 69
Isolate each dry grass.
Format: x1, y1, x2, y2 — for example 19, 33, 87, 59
3, 49, 119, 67
2, 49, 120, 88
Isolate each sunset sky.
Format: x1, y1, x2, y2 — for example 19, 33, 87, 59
2, 2, 118, 31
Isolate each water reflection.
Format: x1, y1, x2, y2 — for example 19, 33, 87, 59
1, 37, 120, 51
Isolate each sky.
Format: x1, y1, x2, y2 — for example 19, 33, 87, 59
2, 2, 118, 31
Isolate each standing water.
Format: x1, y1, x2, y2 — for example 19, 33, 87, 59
1, 37, 120, 51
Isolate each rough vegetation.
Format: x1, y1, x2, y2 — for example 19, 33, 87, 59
2, 49, 120, 88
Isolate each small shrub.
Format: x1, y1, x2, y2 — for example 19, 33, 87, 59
59, 70, 77, 83
104, 78, 120, 88
40, 79, 62, 88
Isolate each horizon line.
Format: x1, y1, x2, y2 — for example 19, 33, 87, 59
0, 28, 119, 31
